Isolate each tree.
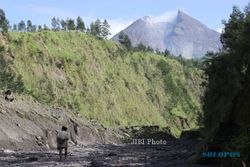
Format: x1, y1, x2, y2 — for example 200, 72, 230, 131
38, 25, 42, 31
67, 18, 75, 30
155, 48, 161, 54
202, 4, 250, 165
12, 24, 17, 31
90, 22, 95, 35
146, 46, 154, 52
18, 20, 26, 31
76, 16, 85, 32
90, 19, 102, 38
86, 27, 91, 33
135, 42, 147, 52
60, 19, 67, 31
163, 48, 170, 56
27, 20, 33, 32
7, 21, 11, 30
221, 6, 245, 52
51, 17, 60, 31
101, 19, 111, 39
43, 24, 50, 31
0, 8, 8, 32
118, 31, 132, 50
32, 25, 37, 32
95, 19, 101, 37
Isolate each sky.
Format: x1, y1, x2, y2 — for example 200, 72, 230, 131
0, 0, 249, 36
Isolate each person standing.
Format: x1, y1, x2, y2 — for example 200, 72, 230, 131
57, 126, 69, 161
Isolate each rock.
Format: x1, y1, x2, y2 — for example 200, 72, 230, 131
4, 90, 14, 102
132, 126, 141, 131
45, 130, 57, 149
91, 159, 104, 167
180, 130, 201, 140
37, 141, 44, 146
69, 140, 76, 145
107, 152, 117, 156
180, 149, 188, 153
0, 110, 7, 114
3, 149, 15, 154
124, 133, 130, 137
55, 60, 63, 69
142, 125, 160, 131
27, 156, 38, 162
35, 136, 42, 140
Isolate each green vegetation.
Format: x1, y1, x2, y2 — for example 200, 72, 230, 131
0, 35, 25, 92
76, 16, 86, 32
0, 8, 8, 33
118, 31, 132, 50
18, 20, 26, 32
51, 17, 61, 31
0, 31, 204, 137
202, 4, 250, 166
12, 16, 111, 39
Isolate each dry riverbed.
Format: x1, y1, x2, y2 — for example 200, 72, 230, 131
0, 140, 217, 167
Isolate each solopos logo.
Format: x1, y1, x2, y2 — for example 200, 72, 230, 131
202, 152, 241, 158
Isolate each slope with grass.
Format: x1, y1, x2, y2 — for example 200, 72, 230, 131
0, 31, 204, 136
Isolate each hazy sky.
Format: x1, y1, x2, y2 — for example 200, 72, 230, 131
0, 0, 249, 36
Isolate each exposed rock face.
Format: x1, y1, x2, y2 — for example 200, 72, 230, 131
0, 96, 118, 151
112, 10, 222, 59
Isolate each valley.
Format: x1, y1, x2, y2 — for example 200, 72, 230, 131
0, 2, 250, 166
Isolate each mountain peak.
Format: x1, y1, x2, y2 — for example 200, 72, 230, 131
177, 10, 191, 19
140, 16, 153, 22
177, 9, 182, 14
142, 16, 151, 20
177, 9, 185, 15
112, 11, 222, 58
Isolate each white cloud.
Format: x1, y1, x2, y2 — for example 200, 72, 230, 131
150, 10, 178, 23
107, 19, 133, 38
106, 10, 181, 38
217, 28, 223, 33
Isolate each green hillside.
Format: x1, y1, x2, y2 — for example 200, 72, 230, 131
0, 31, 204, 136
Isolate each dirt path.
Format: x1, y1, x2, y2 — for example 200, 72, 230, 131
0, 140, 216, 167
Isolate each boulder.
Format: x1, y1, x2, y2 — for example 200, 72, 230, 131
4, 90, 14, 102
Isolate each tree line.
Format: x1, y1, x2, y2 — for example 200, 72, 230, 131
201, 3, 250, 166
13, 17, 111, 39
0, 8, 111, 39
118, 31, 170, 54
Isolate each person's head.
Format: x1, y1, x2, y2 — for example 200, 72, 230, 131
61, 126, 67, 131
